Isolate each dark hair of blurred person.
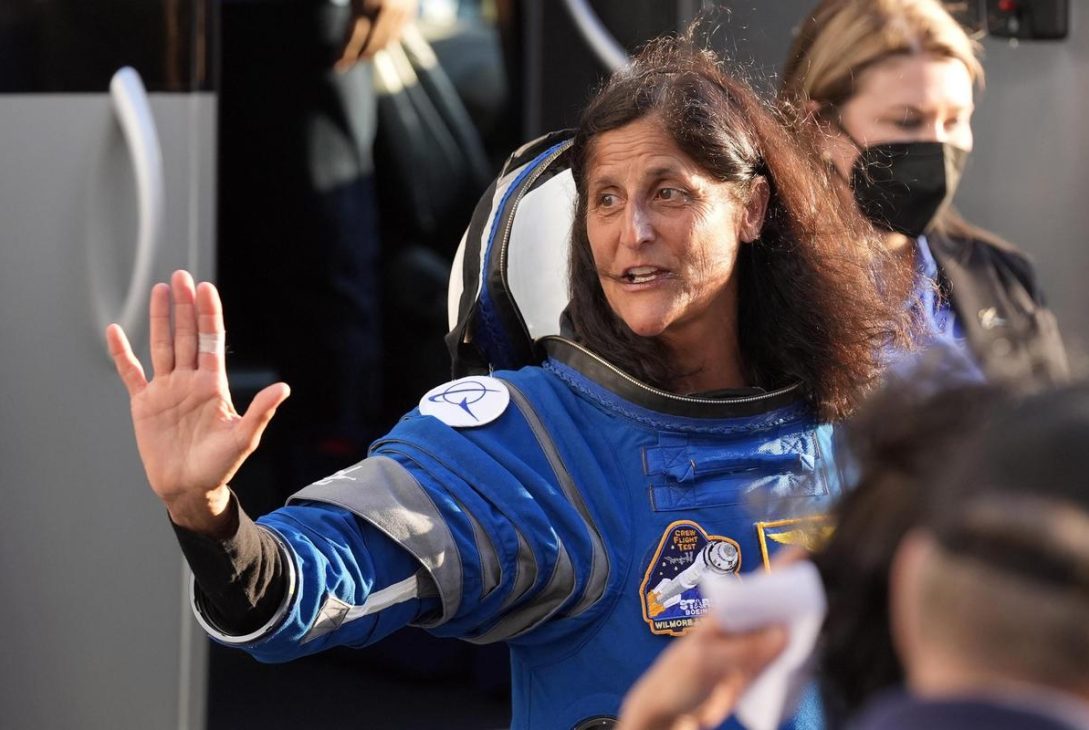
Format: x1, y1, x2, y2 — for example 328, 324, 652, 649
567, 32, 910, 421
812, 360, 1012, 726
859, 379, 1089, 729
903, 381, 1089, 687
818, 364, 1089, 727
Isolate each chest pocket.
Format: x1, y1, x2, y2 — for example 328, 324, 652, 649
644, 431, 830, 512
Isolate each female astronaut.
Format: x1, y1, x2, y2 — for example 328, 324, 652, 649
107, 35, 903, 729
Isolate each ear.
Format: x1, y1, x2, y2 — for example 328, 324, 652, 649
888, 530, 935, 686
740, 176, 770, 243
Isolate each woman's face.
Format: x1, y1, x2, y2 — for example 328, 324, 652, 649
584, 116, 766, 344
825, 53, 975, 178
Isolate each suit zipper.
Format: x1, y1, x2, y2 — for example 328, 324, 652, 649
545, 336, 802, 406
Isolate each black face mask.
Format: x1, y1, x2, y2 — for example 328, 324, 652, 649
849, 141, 970, 238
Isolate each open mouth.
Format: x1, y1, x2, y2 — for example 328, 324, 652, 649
623, 266, 666, 284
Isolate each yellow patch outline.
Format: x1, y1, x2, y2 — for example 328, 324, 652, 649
755, 514, 833, 571
639, 519, 740, 637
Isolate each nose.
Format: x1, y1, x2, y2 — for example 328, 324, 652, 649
920, 120, 950, 144
917, 120, 973, 152
620, 200, 654, 249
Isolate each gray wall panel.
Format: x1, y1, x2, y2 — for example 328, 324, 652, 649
0, 94, 214, 729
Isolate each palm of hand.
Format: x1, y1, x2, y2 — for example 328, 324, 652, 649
130, 368, 246, 503
108, 271, 289, 533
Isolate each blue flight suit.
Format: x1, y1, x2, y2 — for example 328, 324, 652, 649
192, 337, 838, 729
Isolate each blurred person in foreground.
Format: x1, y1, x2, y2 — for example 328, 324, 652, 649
106, 33, 904, 729
618, 370, 1089, 730
780, 0, 1067, 382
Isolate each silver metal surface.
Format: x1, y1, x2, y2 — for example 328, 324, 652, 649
0, 91, 215, 730
559, 0, 631, 72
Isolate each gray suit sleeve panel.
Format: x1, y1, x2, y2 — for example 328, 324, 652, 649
290, 455, 463, 627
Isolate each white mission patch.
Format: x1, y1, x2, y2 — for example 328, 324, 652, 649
419, 376, 510, 428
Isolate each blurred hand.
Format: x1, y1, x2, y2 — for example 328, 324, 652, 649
107, 270, 290, 536
337, 0, 419, 71
771, 546, 809, 568
617, 619, 787, 730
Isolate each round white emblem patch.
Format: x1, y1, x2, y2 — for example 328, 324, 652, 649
419, 376, 510, 428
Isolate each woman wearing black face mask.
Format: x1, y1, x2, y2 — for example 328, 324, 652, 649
781, 0, 1067, 383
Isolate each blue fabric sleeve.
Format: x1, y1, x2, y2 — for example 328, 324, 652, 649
371, 408, 604, 644
220, 503, 440, 663
286, 399, 607, 646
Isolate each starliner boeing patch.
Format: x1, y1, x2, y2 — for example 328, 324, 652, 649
419, 376, 510, 427
640, 520, 741, 636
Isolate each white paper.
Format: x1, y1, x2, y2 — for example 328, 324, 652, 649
700, 560, 827, 730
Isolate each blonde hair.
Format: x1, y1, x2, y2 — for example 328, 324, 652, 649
781, 0, 984, 113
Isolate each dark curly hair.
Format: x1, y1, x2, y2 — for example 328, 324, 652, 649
566, 33, 909, 420
812, 363, 1010, 727
813, 361, 1089, 726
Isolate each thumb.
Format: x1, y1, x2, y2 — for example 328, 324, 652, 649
237, 382, 291, 451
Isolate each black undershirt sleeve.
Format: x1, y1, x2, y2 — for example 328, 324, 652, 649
170, 495, 288, 636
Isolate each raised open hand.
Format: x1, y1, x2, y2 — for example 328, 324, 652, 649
107, 270, 290, 535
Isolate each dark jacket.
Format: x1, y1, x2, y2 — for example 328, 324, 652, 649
929, 233, 1068, 383
851, 692, 1087, 730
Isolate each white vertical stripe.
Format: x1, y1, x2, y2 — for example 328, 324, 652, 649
343, 574, 420, 622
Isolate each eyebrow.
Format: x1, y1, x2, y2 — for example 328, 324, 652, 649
647, 165, 685, 178
883, 102, 975, 115
589, 164, 688, 188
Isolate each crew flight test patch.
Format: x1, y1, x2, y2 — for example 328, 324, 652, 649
640, 520, 741, 636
